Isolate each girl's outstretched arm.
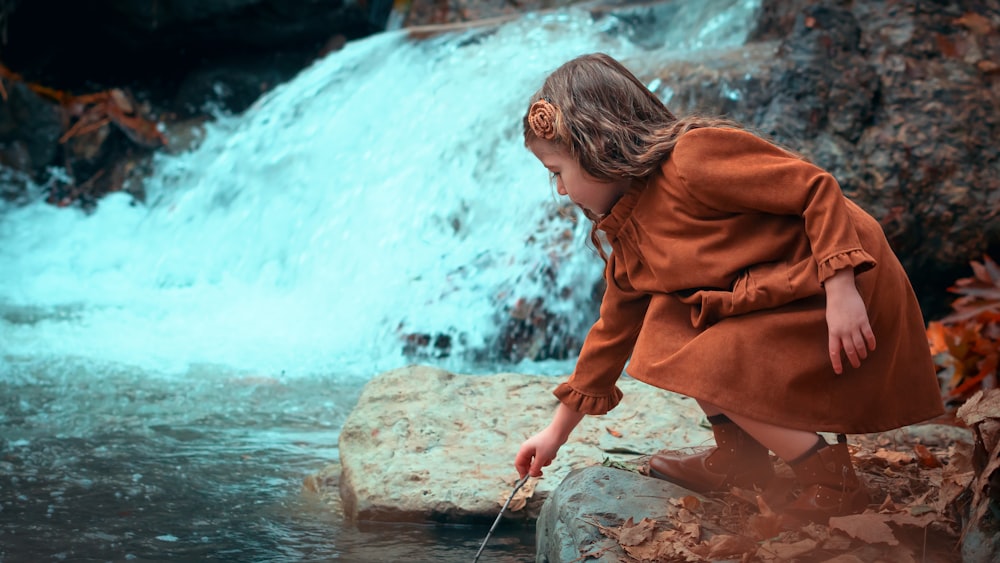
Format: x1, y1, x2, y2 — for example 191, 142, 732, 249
514, 402, 586, 478
824, 267, 876, 374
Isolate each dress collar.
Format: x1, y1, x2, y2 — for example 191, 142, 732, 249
597, 179, 645, 239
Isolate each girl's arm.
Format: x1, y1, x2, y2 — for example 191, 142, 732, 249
824, 267, 876, 374
514, 402, 586, 478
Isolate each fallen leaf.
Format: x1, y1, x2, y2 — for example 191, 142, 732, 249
617, 517, 657, 546
954, 12, 994, 35
957, 389, 1000, 426
978, 60, 1000, 74
499, 476, 537, 512
605, 426, 623, 438
678, 495, 701, 512
691, 534, 757, 559
875, 448, 914, 465
829, 513, 900, 545
913, 444, 943, 468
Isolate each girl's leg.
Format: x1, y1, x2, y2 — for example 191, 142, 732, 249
649, 401, 774, 492
697, 400, 869, 520
700, 400, 824, 462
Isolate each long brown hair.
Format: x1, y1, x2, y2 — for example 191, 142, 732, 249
523, 53, 743, 257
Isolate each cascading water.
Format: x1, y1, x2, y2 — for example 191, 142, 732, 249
0, 1, 760, 561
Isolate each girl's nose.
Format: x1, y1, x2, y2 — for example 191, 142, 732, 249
556, 183, 567, 196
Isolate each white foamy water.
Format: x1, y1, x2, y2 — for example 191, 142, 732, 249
0, 2, 759, 382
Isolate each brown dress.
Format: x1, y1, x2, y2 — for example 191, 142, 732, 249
554, 127, 944, 434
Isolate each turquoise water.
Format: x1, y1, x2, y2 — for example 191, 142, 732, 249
0, 359, 535, 561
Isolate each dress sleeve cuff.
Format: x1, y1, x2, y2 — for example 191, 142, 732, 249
817, 249, 877, 283
553, 382, 623, 415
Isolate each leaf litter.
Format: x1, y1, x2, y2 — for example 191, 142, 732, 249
563, 392, 1000, 562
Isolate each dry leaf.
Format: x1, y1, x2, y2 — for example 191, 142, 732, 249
498, 476, 537, 512
978, 60, 1000, 74
829, 513, 900, 545
678, 495, 701, 512
610, 516, 655, 546
913, 443, 943, 468
888, 509, 938, 528
875, 448, 914, 465
691, 534, 757, 559
956, 389, 1000, 426
605, 426, 623, 438
955, 12, 994, 35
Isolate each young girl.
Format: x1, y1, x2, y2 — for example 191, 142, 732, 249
513, 53, 945, 521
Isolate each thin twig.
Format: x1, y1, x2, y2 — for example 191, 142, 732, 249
472, 475, 529, 562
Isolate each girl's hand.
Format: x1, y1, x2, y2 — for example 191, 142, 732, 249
514, 427, 565, 478
824, 268, 876, 374
515, 402, 585, 477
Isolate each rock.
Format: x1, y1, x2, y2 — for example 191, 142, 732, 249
332, 366, 981, 560
535, 465, 702, 563
335, 365, 710, 523
0, 82, 63, 177
642, 0, 1000, 319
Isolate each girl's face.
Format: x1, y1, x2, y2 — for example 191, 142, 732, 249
528, 139, 629, 217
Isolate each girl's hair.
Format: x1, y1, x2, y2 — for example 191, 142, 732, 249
522, 52, 743, 258
523, 52, 743, 179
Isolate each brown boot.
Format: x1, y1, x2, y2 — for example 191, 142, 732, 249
648, 419, 774, 493
785, 436, 870, 522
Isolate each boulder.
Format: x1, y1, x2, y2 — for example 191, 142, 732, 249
535, 466, 703, 563
335, 365, 711, 523
329, 366, 985, 561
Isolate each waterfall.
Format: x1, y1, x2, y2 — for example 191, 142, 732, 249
0, 0, 760, 380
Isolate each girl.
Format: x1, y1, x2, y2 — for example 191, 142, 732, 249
513, 53, 945, 521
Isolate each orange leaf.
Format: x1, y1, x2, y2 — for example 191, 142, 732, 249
927, 321, 949, 355
955, 12, 995, 35
943, 255, 1000, 323
913, 444, 943, 468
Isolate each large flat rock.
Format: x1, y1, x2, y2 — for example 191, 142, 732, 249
335, 365, 710, 523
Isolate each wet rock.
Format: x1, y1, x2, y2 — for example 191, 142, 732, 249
0, 82, 62, 178
536, 465, 701, 563
335, 365, 711, 523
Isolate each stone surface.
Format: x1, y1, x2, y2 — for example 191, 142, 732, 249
335, 365, 710, 523
330, 366, 984, 561
535, 465, 703, 563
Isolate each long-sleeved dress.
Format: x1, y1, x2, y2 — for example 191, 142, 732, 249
554, 127, 945, 434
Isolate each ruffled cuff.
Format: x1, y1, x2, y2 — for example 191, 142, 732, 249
553, 382, 623, 415
817, 249, 877, 283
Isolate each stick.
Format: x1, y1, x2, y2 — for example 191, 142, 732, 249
472, 475, 530, 562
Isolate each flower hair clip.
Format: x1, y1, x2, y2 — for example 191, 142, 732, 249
528, 99, 558, 140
